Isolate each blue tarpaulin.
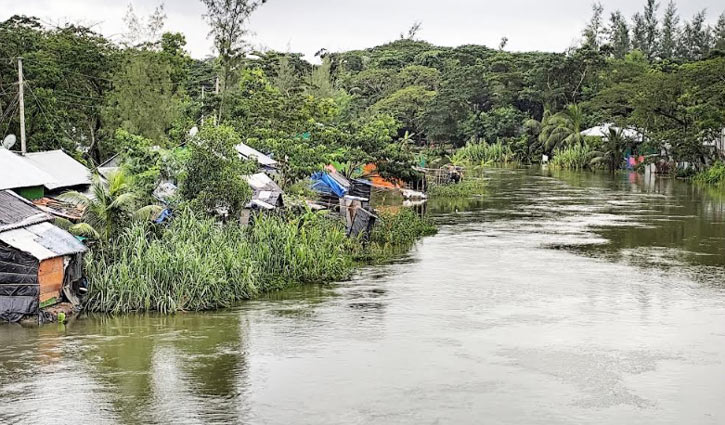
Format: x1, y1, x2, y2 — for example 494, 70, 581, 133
311, 172, 348, 198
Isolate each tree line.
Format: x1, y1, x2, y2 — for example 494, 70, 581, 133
1, 0, 724, 185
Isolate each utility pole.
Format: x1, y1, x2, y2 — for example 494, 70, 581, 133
17, 57, 26, 155
201, 85, 205, 126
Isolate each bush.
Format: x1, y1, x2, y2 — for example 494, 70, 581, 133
694, 161, 725, 185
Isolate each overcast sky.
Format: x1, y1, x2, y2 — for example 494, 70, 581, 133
2, 0, 723, 61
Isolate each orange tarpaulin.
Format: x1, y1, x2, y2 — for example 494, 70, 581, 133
363, 164, 403, 189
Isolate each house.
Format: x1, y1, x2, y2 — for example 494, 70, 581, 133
580, 124, 644, 141
0, 190, 87, 323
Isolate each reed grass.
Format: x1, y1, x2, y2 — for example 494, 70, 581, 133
84, 207, 434, 313
451, 141, 516, 166
694, 161, 725, 186
550, 144, 594, 170
427, 179, 486, 198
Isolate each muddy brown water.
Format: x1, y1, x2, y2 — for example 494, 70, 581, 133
2, 168, 725, 424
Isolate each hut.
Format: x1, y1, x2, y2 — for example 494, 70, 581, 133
0, 191, 87, 323
245, 173, 284, 210
235, 143, 278, 172
0, 148, 93, 200
24, 150, 93, 196
0, 148, 55, 200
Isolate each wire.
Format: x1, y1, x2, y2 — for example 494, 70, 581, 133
26, 84, 77, 143
0, 93, 19, 126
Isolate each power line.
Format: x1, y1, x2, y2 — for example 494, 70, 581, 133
26, 83, 78, 144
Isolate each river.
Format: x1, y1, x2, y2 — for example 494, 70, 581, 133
1, 168, 725, 424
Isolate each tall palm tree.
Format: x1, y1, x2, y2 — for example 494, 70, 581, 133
539, 104, 585, 152
60, 170, 161, 241
590, 128, 628, 171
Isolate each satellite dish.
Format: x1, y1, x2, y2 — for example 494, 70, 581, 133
188, 126, 199, 138
2, 134, 16, 150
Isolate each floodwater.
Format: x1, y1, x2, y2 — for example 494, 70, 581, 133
2, 168, 725, 425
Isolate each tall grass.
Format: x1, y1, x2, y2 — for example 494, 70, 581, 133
427, 178, 486, 198
85, 207, 435, 314
694, 161, 725, 186
550, 143, 594, 170
85, 209, 357, 313
451, 141, 516, 166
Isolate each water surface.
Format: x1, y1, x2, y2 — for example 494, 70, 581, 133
2, 168, 725, 424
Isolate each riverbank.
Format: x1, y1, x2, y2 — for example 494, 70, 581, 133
83, 207, 436, 314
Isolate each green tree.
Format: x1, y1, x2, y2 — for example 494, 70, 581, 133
104, 47, 185, 143
201, 0, 267, 121
181, 124, 254, 216
583, 3, 605, 50
371, 85, 436, 138
607, 11, 631, 59
590, 128, 629, 171
660, 1, 680, 60
539, 104, 585, 151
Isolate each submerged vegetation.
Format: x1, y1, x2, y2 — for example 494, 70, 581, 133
549, 144, 596, 170
451, 142, 516, 167
427, 179, 486, 198
694, 162, 725, 186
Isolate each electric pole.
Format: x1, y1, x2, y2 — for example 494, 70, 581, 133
201, 85, 205, 126
18, 57, 26, 155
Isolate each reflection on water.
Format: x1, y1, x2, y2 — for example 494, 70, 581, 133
2, 168, 725, 425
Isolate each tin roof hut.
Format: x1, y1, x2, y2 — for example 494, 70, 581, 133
0, 148, 93, 201
0, 191, 87, 323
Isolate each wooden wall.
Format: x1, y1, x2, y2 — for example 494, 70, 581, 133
38, 257, 64, 305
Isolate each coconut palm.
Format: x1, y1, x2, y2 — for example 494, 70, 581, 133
60, 170, 162, 242
539, 104, 585, 152
590, 127, 628, 171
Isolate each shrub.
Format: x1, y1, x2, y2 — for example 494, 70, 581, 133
694, 161, 725, 185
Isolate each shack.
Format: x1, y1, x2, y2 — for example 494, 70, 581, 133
0, 148, 93, 201
245, 173, 284, 210
0, 148, 56, 200
0, 190, 87, 323
235, 143, 278, 172
310, 169, 377, 239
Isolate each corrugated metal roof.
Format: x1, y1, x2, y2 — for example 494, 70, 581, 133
0, 190, 52, 232
0, 221, 86, 260
24, 150, 92, 190
235, 143, 278, 167
244, 173, 282, 192
0, 148, 57, 190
